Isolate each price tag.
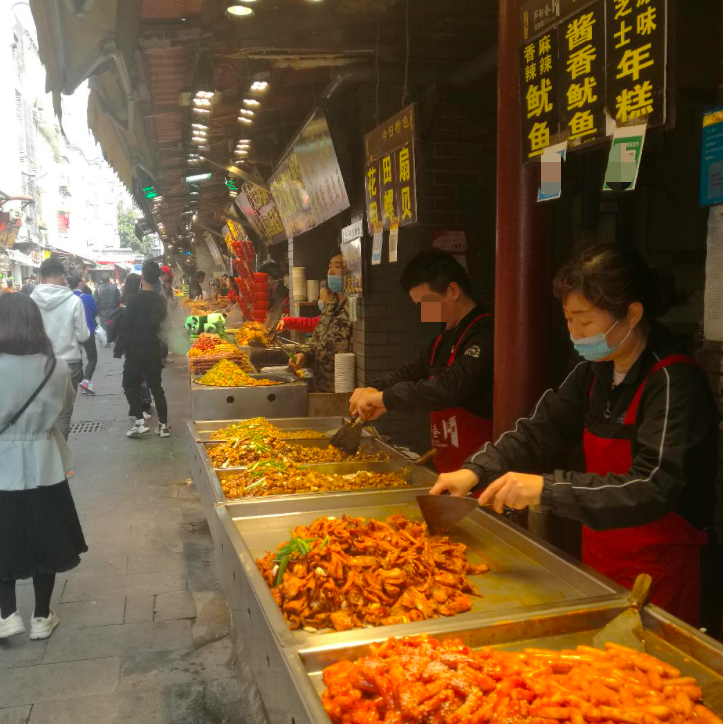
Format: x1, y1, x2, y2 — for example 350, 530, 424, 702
389, 221, 399, 263
371, 224, 384, 265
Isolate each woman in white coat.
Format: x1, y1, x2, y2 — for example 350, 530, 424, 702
0, 293, 87, 640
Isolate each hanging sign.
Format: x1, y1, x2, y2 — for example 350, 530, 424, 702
700, 107, 723, 207
371, 224, 384, 265
603, 122, 647, 191
538, 141, 568, 201
389, 221, 399, 263
341, 237, 363, 295
234, 183, 286, 245
364, 104, 419, 234
521, 0, 599, 41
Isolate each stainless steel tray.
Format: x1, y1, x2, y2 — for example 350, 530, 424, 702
191, 417, 355, 442
216, 489, 624, 652
283, 602, 723, 724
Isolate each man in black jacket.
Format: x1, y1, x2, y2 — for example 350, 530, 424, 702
350, 250, 494, 472
122, 261, 169, 439
94, 274, 121, 346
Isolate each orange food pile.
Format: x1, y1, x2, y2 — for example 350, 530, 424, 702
195, 359, 281, 387
256, 514, 489, 633
322, 636, 721, 724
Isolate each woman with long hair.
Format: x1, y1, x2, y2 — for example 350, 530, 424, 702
432, 243, 720, 629
0, 294, 87, 640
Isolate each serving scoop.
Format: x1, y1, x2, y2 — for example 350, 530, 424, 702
592, 573, 652, 652
416, 494, 478, 535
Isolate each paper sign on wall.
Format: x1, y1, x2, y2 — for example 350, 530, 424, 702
538, 141, 567, 202
389, 221, 399, 263
371, 225, 384, 265
603, 123, 647, 192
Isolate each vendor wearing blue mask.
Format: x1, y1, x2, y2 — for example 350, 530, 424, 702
431, 243, 719, 628
290, 249, 352, 392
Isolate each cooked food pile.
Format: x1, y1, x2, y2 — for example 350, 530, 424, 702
195, 359, 281, 387
208, 435, 390, 467
256, 514, 489, 632
235, 321, 269, 347
322, 635, 719, 724
220, 463, 408, 499
186, 334, 255, 375
210, 417, 326, 441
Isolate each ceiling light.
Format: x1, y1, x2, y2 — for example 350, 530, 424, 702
250, 81, 268, 91
193, 98, 211, 107
243, 99, 260, 107
227, 5, 254, 16
238, 117, 253, 125
192, 123, 208, 130
193, 107, 210, 115
186, 173, 212, 183
239, 109, 254, 117
190, 191, 199, 196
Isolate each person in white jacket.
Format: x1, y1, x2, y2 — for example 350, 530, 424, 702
31, 257, 90, 439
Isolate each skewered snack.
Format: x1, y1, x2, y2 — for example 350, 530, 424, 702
236, 321, 269, 347
256, 514, 489, 632
220, 462, 409, 498
195, 359, 282, 387
210, 417, 326, 441
322, 636, 722, 724
208, 437, 390, 467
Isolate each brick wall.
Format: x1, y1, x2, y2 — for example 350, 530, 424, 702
699, 343, 723, 543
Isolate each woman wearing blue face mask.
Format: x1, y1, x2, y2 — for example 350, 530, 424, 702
276, 283, 334, 335
290, 250, 352, 391
431, 243, 719, 628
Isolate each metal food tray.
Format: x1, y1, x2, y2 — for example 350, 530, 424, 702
190, 417, 373, 443
278, 602, 723, 724
215, 489, 624, 654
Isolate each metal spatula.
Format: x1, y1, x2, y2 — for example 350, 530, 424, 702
392, 448, 437, 477
416, 494, 478, 535
328, 417, 366, 455
592, 573, 652, 652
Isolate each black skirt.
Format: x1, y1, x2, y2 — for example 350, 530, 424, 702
0, 480, 88, 582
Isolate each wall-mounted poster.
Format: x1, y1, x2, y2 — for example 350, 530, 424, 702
341, 237, 363, 295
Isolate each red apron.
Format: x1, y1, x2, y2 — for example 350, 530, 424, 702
582, 354, 708, 626
429, 314, 493, 473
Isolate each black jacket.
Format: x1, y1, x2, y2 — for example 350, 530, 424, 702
464, 322, 719, 532
94, 282, 121, 313
121, 290, 167, 354
369, 306, 494, 419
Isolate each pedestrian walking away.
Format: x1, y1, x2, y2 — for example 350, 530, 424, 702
31, 257, 90, 440
121, 260, 170, 438
0, 293, 87, 641
69, 273, 99, 394
94, 273, 121, 345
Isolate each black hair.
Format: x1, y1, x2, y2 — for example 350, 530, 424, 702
553, 243, 688, 319
39, 257, 66, 280
196, 270, 206, 279
101, 274, 111, 283
0, 293, 54, 358
330, 247, 342, 261
20, 282, 36, 295
399, 249, 474, 298
67, 273, 83, 290
122, 273, 141, 304
82, 284, 93, 295
259, 261, 283, 279
142, 260, 161, 285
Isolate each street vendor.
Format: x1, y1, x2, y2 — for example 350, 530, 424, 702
350, 249, 494, 473
431, 243, 719, 627
290, 249, 352, 392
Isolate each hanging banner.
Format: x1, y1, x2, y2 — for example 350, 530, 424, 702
234, 183, 286, 245
700, 107, 723, 207
603, 122, 646, 191
521, 0, 598, 41
605, 0, 667, 129
364, 104, 419, 233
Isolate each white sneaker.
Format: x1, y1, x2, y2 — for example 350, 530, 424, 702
29, 611, 59, 640
156, 423, 170, 438
127, 421, 150, 438
143, 411, 152, 421
79, 380, 95, 395
0, 611, 25, 639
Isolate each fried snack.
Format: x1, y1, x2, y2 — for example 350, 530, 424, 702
220, 463, 409, 499
321, 636, 721, 724
195, 359, 282, 387
236, 321, 269, 347
256, 514, 489, 632
208, 437, 390, 467
210, 417, 326, 441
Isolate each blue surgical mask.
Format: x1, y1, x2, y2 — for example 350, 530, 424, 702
571, 320, 632, 361
318, 300, 326, 313
327, 274, 343, 293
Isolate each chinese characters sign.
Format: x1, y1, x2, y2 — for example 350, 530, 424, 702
521, 0, 598, 40
268, 111, 349, 238
605, 0, 666, 129
700, 107, 723, 207
364, 104, 419, 233
519, 0, 667, 160
520, 31, 559, 158
234, 182, 286, 245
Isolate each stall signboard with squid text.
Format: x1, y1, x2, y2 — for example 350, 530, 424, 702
364, 104, 419, 234
234, 182, 286, 245
519, 0, 667, 161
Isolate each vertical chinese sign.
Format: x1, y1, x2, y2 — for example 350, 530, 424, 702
558, 5, 606, 149
520, 31, 559, 159
606, 0, 666, 129
364, 104, 419, 234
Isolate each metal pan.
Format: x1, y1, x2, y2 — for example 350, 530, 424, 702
278, 602, 723, 724
191, 417, 373, 443
215, 489, 624, 653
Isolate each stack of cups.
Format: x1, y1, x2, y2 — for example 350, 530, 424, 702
306, 279, 320, 301
292, 267, 306, 301
334, 353, 356, 393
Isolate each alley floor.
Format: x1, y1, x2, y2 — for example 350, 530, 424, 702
0, 346, 260, 724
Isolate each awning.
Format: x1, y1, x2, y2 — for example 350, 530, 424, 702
6, 249, 39, 267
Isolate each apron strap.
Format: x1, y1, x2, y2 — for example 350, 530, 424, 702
625, 353, 700, 426
430, 334, 444, 366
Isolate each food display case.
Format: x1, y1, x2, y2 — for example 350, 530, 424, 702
275, 602, 723, 724
190, 373, 308, 421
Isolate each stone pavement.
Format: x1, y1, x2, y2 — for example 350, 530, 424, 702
0, 345, 264, 724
